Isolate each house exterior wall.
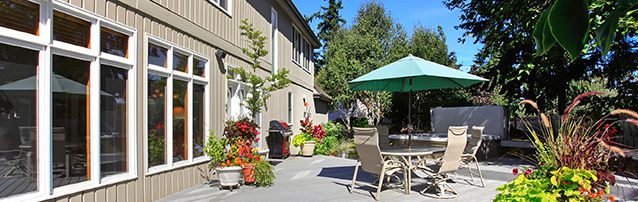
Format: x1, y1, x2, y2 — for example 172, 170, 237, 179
0, 0, 317, 201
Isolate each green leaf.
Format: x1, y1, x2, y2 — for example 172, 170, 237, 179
547, 0, 590, 59
550, 175, 558, 186
597, 0, 638, 56
533, 8, 556, 55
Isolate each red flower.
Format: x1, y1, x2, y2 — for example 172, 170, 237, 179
256, 155, 261, 161
524, 169, 532, 177
512, 168, 519, 175
155, 123, 164, 130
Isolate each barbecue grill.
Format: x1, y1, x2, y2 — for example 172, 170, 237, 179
267, 120, 292, 159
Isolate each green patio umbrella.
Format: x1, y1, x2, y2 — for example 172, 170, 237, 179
348, 54, 488, 147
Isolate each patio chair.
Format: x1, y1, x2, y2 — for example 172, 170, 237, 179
350, 127, 407, 200
461, 126, 485, 187
419, 126, 467, 199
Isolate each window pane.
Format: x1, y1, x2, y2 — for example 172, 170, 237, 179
193, 84, 204, 158
100, 65, 128, 177
0, 0, 39, 35
148, 74, 166, 167
52, 55, 90, 187
220, 0, 228, 10
172, 80, 187, 161
53, 11, 91, 48
148, 43, 167, 67
101, 27, 128, 58
193, 58, 205, 77
0, 43, 38, 197
173, 52, 188, 72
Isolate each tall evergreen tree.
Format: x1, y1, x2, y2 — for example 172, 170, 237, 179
309, 0, 346, 72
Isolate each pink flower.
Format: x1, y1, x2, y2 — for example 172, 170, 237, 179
524, 169, 532, 177
512, 168, 519, 175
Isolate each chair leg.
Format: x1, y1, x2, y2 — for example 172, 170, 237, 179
350, 160, 360, 193
375, 165, 387, 201
467, 162, 474, 182
474, 156, 485, 188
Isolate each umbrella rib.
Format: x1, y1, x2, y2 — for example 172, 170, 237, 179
449, 78, 466, 88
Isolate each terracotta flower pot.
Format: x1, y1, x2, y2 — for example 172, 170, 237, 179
242, 164, 255, 184
301, 141, 315, 157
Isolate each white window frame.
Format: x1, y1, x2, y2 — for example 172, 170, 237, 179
0, 0, 138, 201
208, 0, 233, 16
145, 35, 210, 175
271, 7, 278, 73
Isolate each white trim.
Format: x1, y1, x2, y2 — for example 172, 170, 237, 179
145, 35, 210, 174
208, 0, 232, 17
0, 1, 139, 200
271, 7, 278, 73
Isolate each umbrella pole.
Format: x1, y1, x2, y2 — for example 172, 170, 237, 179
408, 78, 412, 149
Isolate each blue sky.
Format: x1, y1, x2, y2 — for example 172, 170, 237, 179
292, 0, 483, 71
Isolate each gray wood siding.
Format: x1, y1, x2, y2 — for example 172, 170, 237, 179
43, 0, 317, 201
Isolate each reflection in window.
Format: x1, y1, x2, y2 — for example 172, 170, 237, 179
148, 74, 166, 167
148, 43, 167, 68
0, 0, 39, 35
173, 52, 188, 72
193, 84, 204, 157
53, 11, 91, 48
0, 43, 38, 197
52, 55, 90, 188
101, 27, 128, 58
193, 58, 205, 77
100, 65, 128, 177
173, 80, 187, 161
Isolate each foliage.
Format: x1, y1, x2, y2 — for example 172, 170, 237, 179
148, 123, 165, 167
292, 132, 311, 148
300, 117, 326, 141
351, 117, 369, 128
315, 136, 338, 155
223, 117, 260, 141
445, 0, 638, 115
229, 19, 291, 119
495, 166, 613, 202
323, 121, 348, 140
307, 0, 346, 71
533, 0, 638, 58
236, 139, 262, 164
316, 1, 398, 128
566, 78, 618, 117
254, 160, 275, 187
203, 131, 226, 169
519, 92, 636, 190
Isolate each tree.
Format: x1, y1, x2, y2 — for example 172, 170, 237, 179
308, 0, 346, 72
230, 19, 291, 120
316, 2, 397, 128
445, 0, 638, 114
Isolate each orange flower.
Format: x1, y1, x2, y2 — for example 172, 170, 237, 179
609, 195, 615, 201
596, 189, 605, 197
589, 192, 596, 198
234, 157, 242, 165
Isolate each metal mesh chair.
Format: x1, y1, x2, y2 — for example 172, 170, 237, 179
351, 127, 407, 200
419, 126, 468, 198
461, 126, 485, 187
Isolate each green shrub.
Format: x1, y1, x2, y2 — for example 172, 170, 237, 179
254, 160, 275, 187
291, 132, 311, 147
324, 121, 347, 140
202, 131, 226, 169
352, 118, 369, 128
315, 136, 338, 155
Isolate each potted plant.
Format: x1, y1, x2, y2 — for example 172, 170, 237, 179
494, 92, 636, 201
237, 139, 262, 184
291, 117, 326, 157
203, 131, 243, 189
254, 160, 275, 187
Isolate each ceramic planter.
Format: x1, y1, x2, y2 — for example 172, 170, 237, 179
216, 166, 242, 188
242, 164, 255, 184
301, 141, 315, 157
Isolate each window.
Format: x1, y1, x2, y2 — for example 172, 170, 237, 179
0, 1, 137, 199
209, 0, 231, 14
53, 11, 91, 48
0, 0, 39, 35
271, 7, 278, 72
287, 92, 293, 123
0, 43, 39, 198
226, 67, 248, 119
146, 37, 209, 173
304, 40, 311, 71
192, 84, 205, 157
296, 37, 312, 72
292, 27, 301, 64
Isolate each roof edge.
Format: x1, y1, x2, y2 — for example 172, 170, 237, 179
278, 0, 321, 47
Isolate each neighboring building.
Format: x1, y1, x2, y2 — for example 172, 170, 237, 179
313, 86, 333, 124
0, 0, 319, 201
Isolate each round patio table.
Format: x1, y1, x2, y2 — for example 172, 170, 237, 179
381, 147, 445, 194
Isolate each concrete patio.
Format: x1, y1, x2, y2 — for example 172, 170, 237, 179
153, 155, 627, 201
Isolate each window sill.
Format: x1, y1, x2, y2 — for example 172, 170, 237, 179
16, 174, 139, 202
292, 60, 311, 74
146, 159, 209, 176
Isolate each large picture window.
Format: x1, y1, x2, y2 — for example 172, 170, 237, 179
146, 37, 209, 173
0, 1, 136, 200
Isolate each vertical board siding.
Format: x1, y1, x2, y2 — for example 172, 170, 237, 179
46, 0, 316, 201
